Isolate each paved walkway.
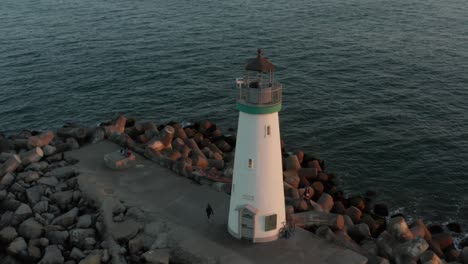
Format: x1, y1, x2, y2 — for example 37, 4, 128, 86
69, 141, 367, 264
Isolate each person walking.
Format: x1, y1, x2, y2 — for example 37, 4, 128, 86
206, 203, 214, 222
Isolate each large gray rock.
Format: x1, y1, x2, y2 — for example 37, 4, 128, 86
28, 245, 42, 261
25, 161, 49, 172
110, 219, 141, 242
69, 228, 96, 248
70, 247, 86, 260
33, 200, 49, 214
49, 166, 76, 180
18, 217, 44, 239
26, 185, 44, 205
52, 207, 79, 227
51, 190, 74, 210
0, 172, 15, 187
18, 171, 40, 183
0, 226, 18, 244
7, 236, 27, 255
38, 177, 59, 187
76, 215, 92, 228
142, 249, 170, 264
39, 245, 64, 264
14, 203, 33, 220
47, 230, 69, 245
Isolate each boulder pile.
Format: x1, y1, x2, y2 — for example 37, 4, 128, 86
0, 125, 176, 264
1, 115, 467, 264
282, 150, 467, 263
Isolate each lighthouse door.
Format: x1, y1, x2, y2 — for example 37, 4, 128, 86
239, 206, 256, 240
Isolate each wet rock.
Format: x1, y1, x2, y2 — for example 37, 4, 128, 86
142, 249, 170, 264
70, 247, 86, 260
387, 216, 414, 242
432, 232, 454, 250
428, 224, 444, 234
26, 185, 44, 205
18, 217, 44, 239
446, 222, 462, 234
110, 219, 140, 242
76, 215, 92, 229
47, 230, 69, 245
374, 204, 389, 217
52, 207, 79, 228
459, 247, 468, 264
7, 236, 27, 255
0, 226, 18, 244
39, 245, 64, 264
445, 245, 460, 262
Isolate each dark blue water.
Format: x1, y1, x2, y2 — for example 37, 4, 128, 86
1, 0, 468, 227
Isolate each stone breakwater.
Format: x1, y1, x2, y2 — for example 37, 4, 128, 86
0, 115, 467, 264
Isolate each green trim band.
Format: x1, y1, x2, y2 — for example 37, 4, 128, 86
236, 103, 282, 114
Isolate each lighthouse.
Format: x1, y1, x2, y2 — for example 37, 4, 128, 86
228, 49, 285, 243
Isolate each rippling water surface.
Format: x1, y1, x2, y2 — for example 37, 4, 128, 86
1, 0, 468, 226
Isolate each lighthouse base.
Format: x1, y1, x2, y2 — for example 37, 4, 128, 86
228, 226, 279, 243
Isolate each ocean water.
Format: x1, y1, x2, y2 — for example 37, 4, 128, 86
1, 0, 468, 227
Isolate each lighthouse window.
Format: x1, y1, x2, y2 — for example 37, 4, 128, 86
266, 126, 271, 136
248, 159, 253, 168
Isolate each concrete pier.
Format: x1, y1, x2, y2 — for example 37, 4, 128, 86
68, 140, 367, 264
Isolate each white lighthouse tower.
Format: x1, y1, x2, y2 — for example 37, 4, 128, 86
228, 49, 285, 243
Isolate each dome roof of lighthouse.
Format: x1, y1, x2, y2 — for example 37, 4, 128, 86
245, 49, 276, 73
